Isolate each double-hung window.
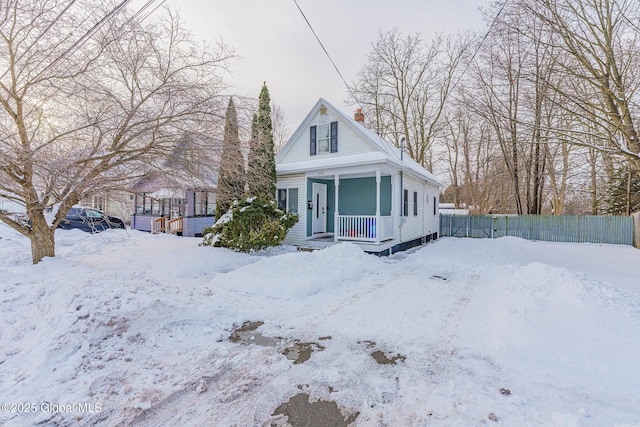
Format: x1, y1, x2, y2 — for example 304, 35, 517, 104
310, 121, 338, 155
403, 189, 409, 216
413, 192, 418, 216
318, 124, 330, 153
91, 195, 105, 211
277, 188, 299, 214
194, 191, 216, 216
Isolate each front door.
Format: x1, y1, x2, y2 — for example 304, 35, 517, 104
312, 183, 327, 234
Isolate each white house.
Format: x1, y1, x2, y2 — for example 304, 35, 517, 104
276, 98, 442, 255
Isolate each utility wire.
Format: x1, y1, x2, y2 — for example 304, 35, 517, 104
449, 0, 509, 95
292, 0, 361, 110
1, 0, 162, 85
121, 0, 165, 29
34, 0, 134, 80
137, 0, 166, 23
0, 0, 78, 81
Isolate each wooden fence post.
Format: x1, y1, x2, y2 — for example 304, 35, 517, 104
633, 212, 640, 249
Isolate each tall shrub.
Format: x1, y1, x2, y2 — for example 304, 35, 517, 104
216, 97, 245, 218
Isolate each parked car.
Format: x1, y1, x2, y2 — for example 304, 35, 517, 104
58, 207, 125, 233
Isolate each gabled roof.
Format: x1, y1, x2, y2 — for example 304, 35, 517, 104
277, 98, 443, 187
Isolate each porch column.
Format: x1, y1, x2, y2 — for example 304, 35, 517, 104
376, 170, 381, 244
334, 174, 340, 242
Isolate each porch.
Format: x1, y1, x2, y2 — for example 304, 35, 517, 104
337, 214, 393, 242
151, 216, 184, 234
130, 189, 215, 237
306, 170, 395, 245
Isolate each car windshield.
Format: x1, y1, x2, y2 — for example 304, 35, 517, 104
67, 208, 83, 217
85, 209, 103, 218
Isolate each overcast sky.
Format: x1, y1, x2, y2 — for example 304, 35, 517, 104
161, 0, 492, 133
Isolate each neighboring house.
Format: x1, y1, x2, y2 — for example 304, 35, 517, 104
80, 191, 134, 224
128, 134, 218, 237
129, 173, 216, 237
0, 197, 24, 214
439, 202, 470, 216
275, 98, 442, 255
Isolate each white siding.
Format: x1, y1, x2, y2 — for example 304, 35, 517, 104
276, 174, 306, 245
423, 182, 440, 237
399, 173, 422, 242
279, 107, 376, 165
394, 173, 440, 243
80, 190, 133, 224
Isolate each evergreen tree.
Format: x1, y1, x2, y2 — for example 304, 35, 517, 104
216, 97, 245, 218
204, 83, 294, 252
246, 113, 261, 195
604, 167, 640, 215
246, 82, 277, 198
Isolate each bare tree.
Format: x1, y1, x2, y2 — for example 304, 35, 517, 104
441, 101, 501, 214
467, 2, 569, 214
0, 1, 233, 263
350, 29, 472, 169
521, 0, 640, 169
271, 103, 290, 153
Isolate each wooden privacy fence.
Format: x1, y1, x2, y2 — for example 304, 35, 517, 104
440, 214, 635, 246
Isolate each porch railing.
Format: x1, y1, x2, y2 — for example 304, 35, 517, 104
337, 215, 393, 242
151, 217, 166, 234
167, 217, 183, 234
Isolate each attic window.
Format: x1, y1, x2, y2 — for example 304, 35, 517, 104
318, 124, 330, 153
320, 106, 327, 115
310, 121, 338, 155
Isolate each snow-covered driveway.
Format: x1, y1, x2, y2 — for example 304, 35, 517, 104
1, 227, 639, 426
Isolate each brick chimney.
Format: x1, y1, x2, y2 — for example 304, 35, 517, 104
354, 108, 364, 124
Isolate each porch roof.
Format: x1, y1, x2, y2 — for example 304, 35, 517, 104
277, 152, 386, 174
277, 150, 442, 187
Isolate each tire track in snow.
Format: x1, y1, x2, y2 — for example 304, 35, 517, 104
434, 273, 480, 357
419, 273, 483, 394
123, 346, 287, 426
326, 282, 386, 316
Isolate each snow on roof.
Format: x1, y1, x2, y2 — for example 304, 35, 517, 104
277, 152, 390, 174
0, 197, 24, 213
278, 98, 443, 187
130, 171, 217, 195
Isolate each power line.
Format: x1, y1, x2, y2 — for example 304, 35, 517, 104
34, 0, 135, 80
292, 0, 361, 109
137, 0, 166, 23
122, 0, 166, 29
449, 0, 510, 95
31, 0, 165, 86
0, 0, 78, 81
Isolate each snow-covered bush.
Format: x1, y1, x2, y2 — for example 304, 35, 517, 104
201, 194, 298, 252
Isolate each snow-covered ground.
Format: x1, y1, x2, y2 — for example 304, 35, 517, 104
1, 224, 639, 426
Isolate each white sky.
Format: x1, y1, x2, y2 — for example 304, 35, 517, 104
160, 0, 492, 133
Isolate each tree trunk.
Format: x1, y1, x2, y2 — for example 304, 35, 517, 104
29, 214, 55, 264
